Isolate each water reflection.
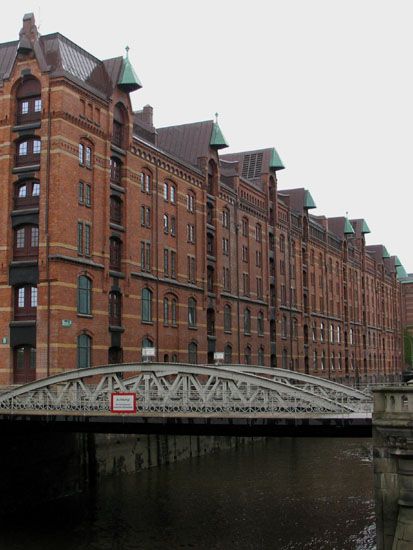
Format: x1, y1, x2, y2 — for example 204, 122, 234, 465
0, 437, 375, 549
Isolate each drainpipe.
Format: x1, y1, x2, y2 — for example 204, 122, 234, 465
234, 199, 241, 363
45, 79, 52, 377
155, 163, 159, 361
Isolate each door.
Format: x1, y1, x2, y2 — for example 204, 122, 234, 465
13, 346, 36, 384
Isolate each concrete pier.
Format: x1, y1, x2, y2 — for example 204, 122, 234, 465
373, 387, 413, 549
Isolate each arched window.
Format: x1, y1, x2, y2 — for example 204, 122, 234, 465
110, 196, 122, 225
188, 341, 198, 364
112, 103, 127, 148
109, 237, 122, 271
109, 291, 122, 326
224, 304, 232, 333
141, 288, 153, 322
244, 308, 251, 335
188, 297, 197, 327
16, 77, 41, 125
244, 345, 252, 365
14, 285, 37, 319
77, 275, 91, 315
141, 170, 152, 194
222, 208, 230, 229
258, 346, 265, 366
77, 334, 91, 369
14, 224, 39, 259
16, 137, 41, 167
186, 191, 195, 213
110, 157, 122, 185
224, 344, 232, 364
257, 311, 264, 336
255, 223, 262, 242
14, 179, 40, 209
170, 184, 176, 204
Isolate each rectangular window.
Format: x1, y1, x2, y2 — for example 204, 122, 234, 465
170, 186, 176, 204
187, 255, 196, 283
171, 250, 176, 278
18, 287, 25, 308
85, 185, 91, 207
78, 144, 84, 165
85, 147, 92, 168
146, 207, 151, 227
78, 181, 84, 204
31, 227, 39, 248
187, 224, 195, 243
84, 224, 91, 256
21, 101, 29, 115
242, 246, 248, 262
257, 277, 263, 299
31, 286, 38, 307
223, 238, 229, 256
164, 249, 169, 276
34, 99, 42, 112
77, 222, 83, 254
243, 273, 250, 296
163, 182, 168, 201
164, 214, 169, 234
256, 250, 262, 267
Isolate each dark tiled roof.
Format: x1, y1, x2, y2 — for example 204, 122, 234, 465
221, 147, 284, 181
0, 41, 18, 81
157, 120, 215, 168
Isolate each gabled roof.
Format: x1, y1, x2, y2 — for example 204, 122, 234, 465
157, 120, 220, 168
0, 15, 142, 100
350, 219, 371, 235
221, 147, 284, 181
279, 188, 316, 212
327, 217, 354, 238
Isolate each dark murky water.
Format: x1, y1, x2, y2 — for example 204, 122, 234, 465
0, 437, 375, 549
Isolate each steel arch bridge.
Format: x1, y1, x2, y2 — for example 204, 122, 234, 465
0, 363, 372, 420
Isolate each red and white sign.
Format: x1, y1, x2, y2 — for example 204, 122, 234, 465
110, 392, 136, 414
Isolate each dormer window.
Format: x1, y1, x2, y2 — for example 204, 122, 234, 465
16, 77, 41, 125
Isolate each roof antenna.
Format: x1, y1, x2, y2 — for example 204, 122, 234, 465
215, 112, 219, 124
125, 45, 130, 58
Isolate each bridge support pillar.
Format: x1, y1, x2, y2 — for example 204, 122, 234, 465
373, 387, 413, 549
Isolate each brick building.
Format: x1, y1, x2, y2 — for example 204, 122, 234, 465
0, 14, 405, 385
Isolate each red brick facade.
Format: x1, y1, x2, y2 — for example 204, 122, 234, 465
0, 15, 404, 385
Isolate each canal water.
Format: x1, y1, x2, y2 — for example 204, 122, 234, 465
0, 437, 375, 549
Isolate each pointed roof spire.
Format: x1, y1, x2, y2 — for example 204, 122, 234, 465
269, 148, 285, 171
361, 220, 371, 234
382, 246, 390, 259
210, 118, 228, 149
344, 217, 355, 235
118, 46, 142, 93
304, 190, 316, 209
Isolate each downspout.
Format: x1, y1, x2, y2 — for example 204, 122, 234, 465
155, 163, 159, 361
234, 199, 241, 363
45, 79, 52, 376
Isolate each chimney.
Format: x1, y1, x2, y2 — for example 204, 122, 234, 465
142, 105, 153, 128
18, 13, 39, 54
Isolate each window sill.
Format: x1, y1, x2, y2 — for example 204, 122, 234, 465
188, 326, 198, 330
77, 314, 93, 318
141, 321, 154, 325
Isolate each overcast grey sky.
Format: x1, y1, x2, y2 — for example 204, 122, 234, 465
4, 1, 412, 271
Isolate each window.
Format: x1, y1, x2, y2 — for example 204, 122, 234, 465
224, 344, 232, 364
280, 234, 285, 252
207, 266, 214, 292
163, 214, 169, 234
170, 216, 176, 236
186, 192, 195, 213
110, 196, 123, 225
142, 337, 154, 361
171, 250, 176, 278
14, 180, 40, 209
330, 324, 334, 343
170, 185, 176, 204
242, 218, 248, 237
207, 233, 214, 255
141, 171, 151, 193
224, 304, 232, 333
187, 224, 195, 243
112, 103, 126, 148
77, 222, 83, 254
313, 351, 318, 370
243, 273, 249, 296
163, 297, 169, 325
110, 157, 121, 184
244, 346, 252, 365
257, 311, 264, 336
223, 267, 231, 291
171, 298, 177, 326
16, 138, 41, 166
77, 334, 91, 369
109, 237, 122, 271
14, 285, 37, 319
163, 182, 169, 201
79, 144, 84, 165
255, 223, 262, 242
222, 209, 230, 229
256, 278, 263, 299
16, 77, 41, 125
141, 288, 153, 322
109, 291, 122, 326
140, 241, 151, 272
14, 224, 39, 259
187, 255, 196, 283
163, 296, 177, 326
140, 205, 151, 228
188, 298, 197, 327
222, 237, 229, 255
256, 250, 262, 267
188, 342, 198, 364
337, 325, 341, 343
85, 146, 92, 168
320, 322, 325, 342
244, 308, 251, 335
78, 181, 84, 204
163, 249, 169, 276
77, 275, 91, 315
242, 246, 249, 262
258, 347, 265, 366
281, 315, 287, 338
84, 224, 91, 256
85, 184, 91, 207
